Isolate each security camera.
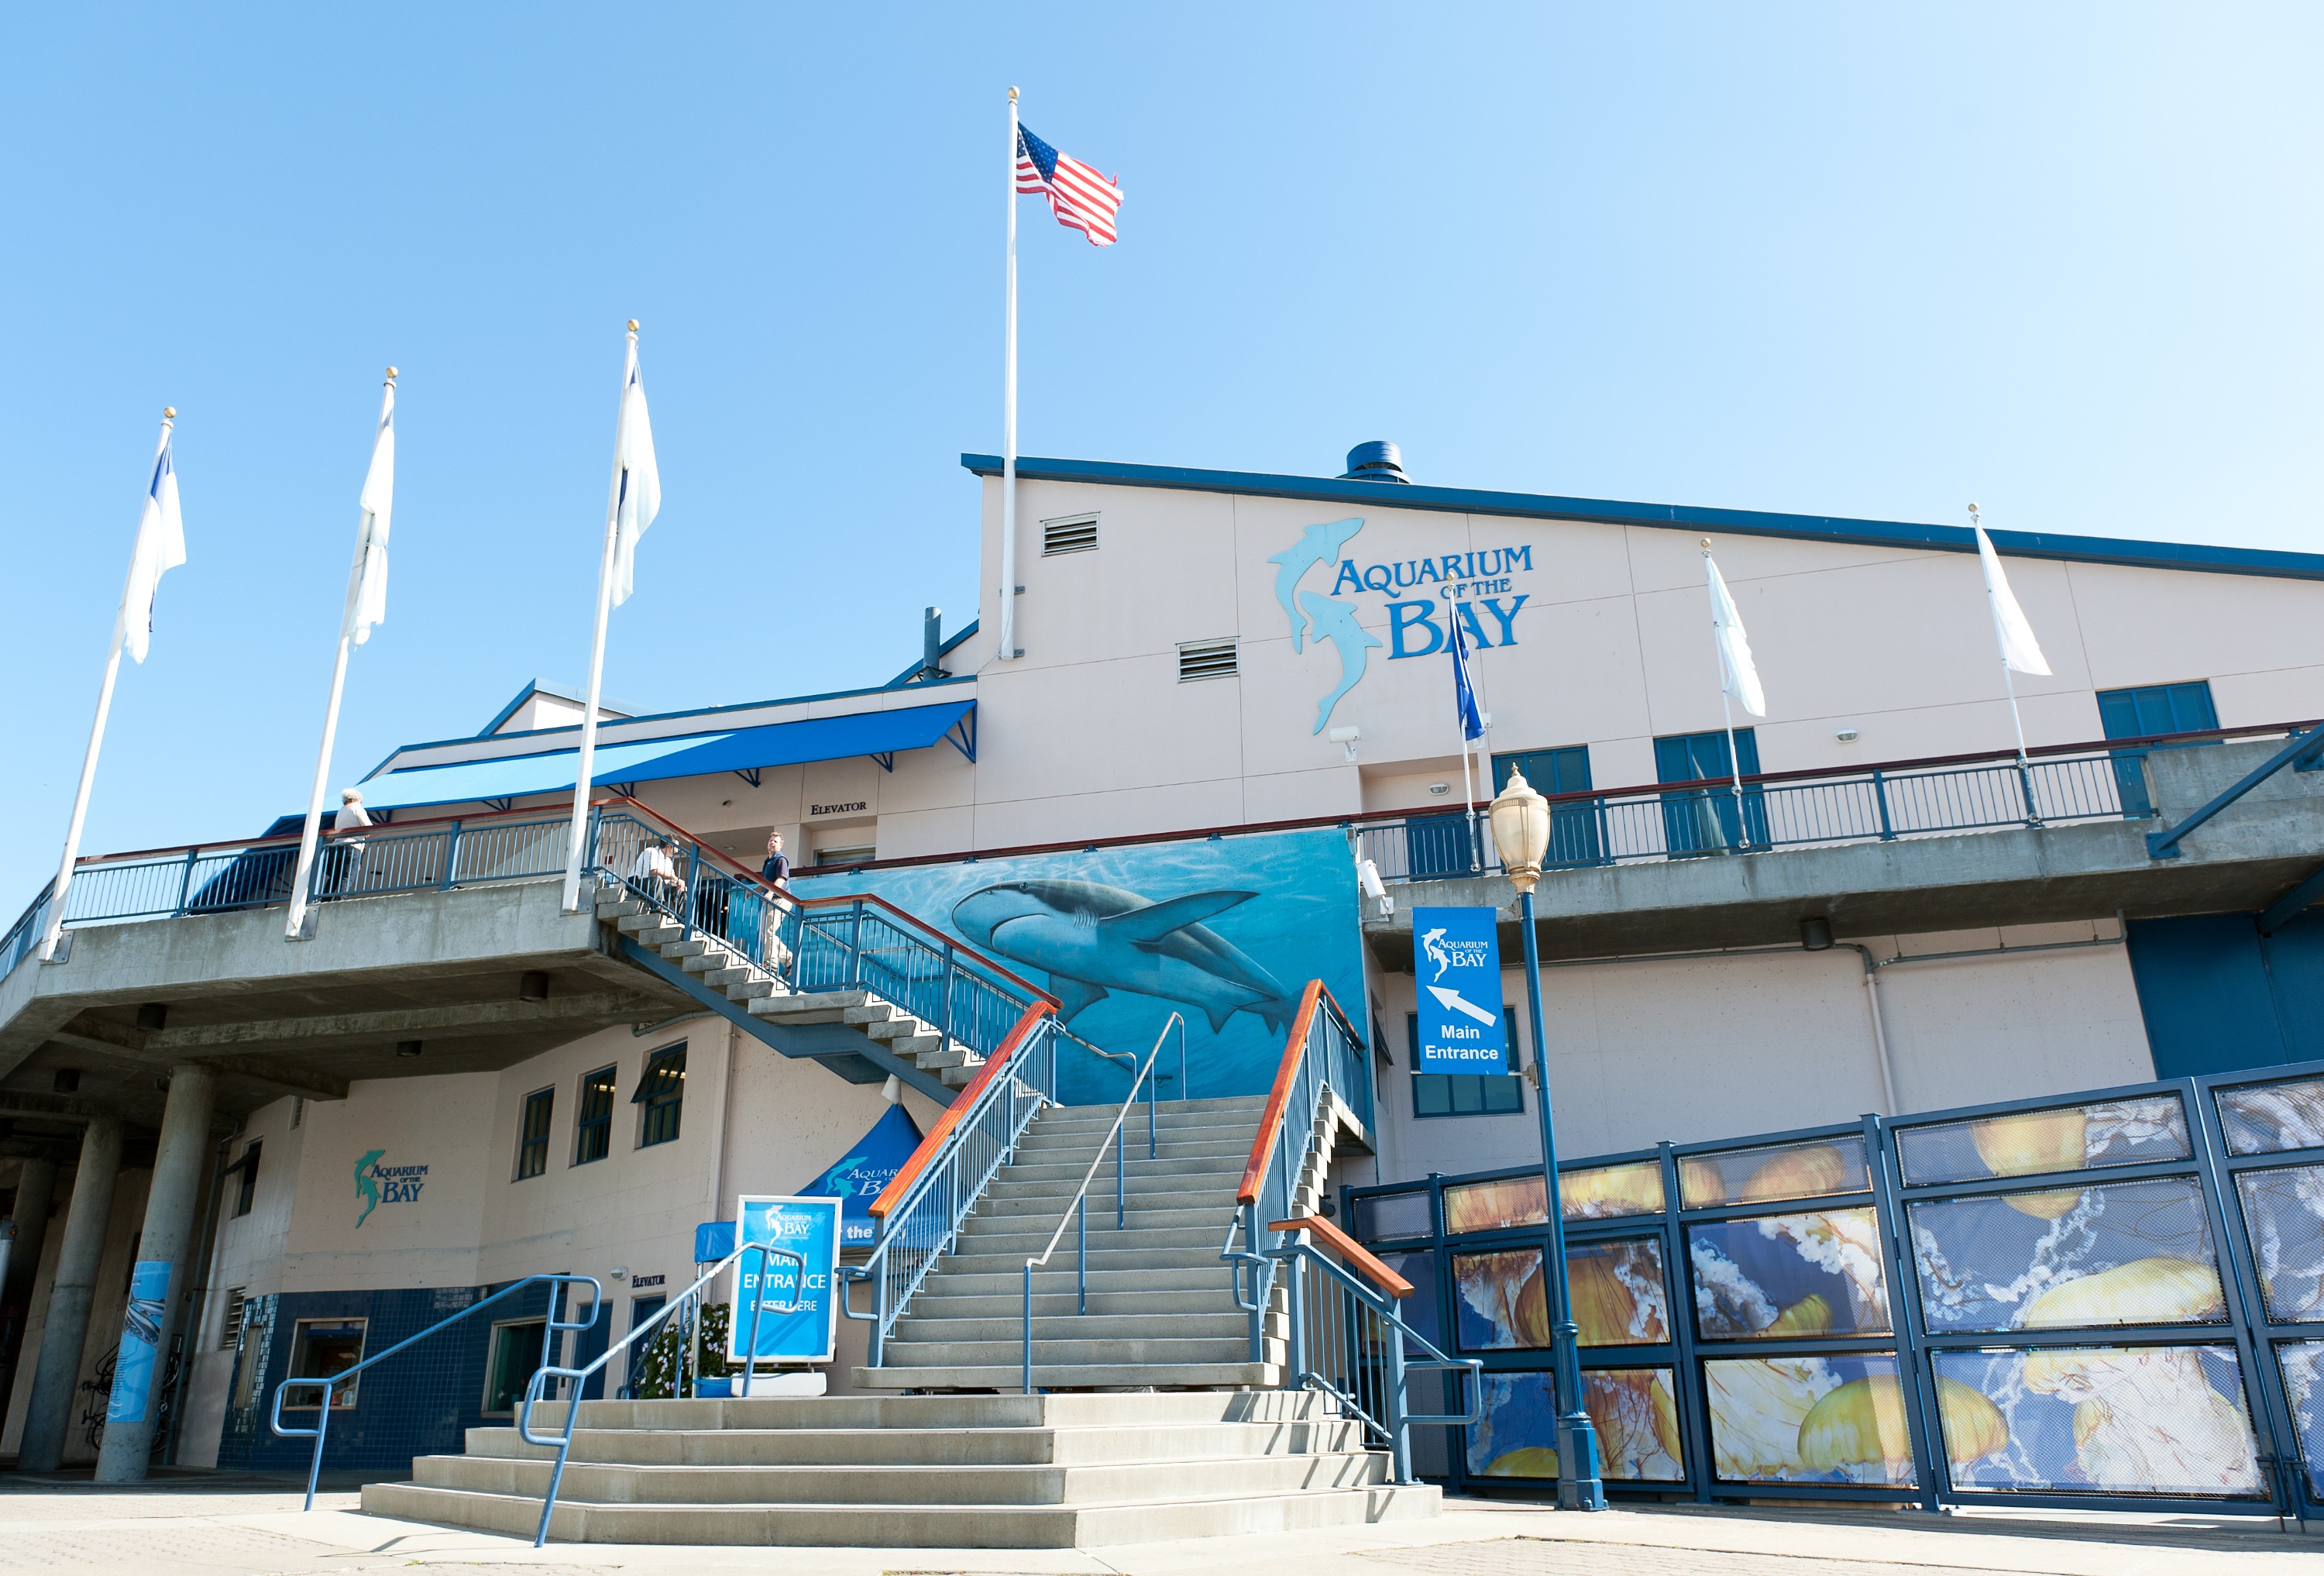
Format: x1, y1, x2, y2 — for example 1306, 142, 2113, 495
1327, 724, 1360, 762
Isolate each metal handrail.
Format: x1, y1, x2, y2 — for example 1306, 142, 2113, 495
517, 1239, 803, 1547
268, 1271, 600, 1511
1266, 1234, 1481, 1485
1017, 1015, 1184, 1393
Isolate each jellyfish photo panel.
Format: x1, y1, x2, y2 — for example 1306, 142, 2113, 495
1468, 1368, 1686, 1485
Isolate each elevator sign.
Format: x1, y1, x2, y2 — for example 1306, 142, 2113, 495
1411, 906, 1509, 1075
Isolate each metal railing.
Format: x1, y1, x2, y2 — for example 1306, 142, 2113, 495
1340, 721, 2319, 886
518, 1240, 802, 1547
1018, 1015, 1185, 1392
842, 1003, 1060, 1362
268, 1271, 599, 1511
1267, 1224, 1480, 1485
1225, 982, 1375, 1386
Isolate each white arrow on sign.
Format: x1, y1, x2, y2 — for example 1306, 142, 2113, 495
1425, 984, 1500, 1027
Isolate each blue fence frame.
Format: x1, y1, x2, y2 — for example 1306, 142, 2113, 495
1346, 1057, 2324, 1521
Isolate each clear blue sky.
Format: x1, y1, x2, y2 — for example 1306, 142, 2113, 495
2, 5, 2319, 908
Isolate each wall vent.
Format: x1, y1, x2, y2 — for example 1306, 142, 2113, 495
220, 1287, 247, 1350
1177, 638, 1239, 683
1042, 514, 1098, 556
815, 844, 878, 868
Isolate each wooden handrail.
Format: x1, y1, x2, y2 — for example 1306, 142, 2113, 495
1237, 979, 1325, 1206
868, 1000, 1054, 1220
1269, 1214, 1413, 1299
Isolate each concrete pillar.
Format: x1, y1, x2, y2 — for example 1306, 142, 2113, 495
95, 1064, 216, 1482
16, 1118, 124, 1473
0, 1154, 61, 1403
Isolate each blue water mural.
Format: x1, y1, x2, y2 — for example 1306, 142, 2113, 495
792, 827, 1365, 1102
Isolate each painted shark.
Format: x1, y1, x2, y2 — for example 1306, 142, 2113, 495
1265, 517, 1364, 652
353, 1148, 386, 1229
1298, 590, 1382, 734
951, 879, 1297, 1034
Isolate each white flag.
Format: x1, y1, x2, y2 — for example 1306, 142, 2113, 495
1975, 525, 2051, 676
607, 342, 661, 607
120, 427, 186, 663
343, 380, 395, 645
1704, 552, 1766, 717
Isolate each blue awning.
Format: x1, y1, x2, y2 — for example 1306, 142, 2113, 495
354, 700, 975, 812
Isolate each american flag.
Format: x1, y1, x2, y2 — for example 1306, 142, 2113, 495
1015, 124, 1122, 246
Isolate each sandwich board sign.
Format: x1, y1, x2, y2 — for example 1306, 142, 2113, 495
727, 1194, 841, 1364
1411, 906, 1510, 1075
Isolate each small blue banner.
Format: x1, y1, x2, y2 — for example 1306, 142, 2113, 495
799, 1103, 923, 1247
1411, 906, 1509, 1075
728, 1196, 841, 1364
106, 1259, 172, 1423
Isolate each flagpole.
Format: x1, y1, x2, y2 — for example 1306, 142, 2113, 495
39, 411, 174, 962
562, 324, 636, 913
1971, 504, 2040, 824
998, 86, 1021, 663
286, 371, 397, 940
1703, 542, 1748, 851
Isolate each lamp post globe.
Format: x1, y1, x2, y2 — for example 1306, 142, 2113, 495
1485, 769, 1607, 1511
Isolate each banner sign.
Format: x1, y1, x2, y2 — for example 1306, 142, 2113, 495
727, 1195, 840, 1364
800, 1103, 923, 1247
106, 1259, 173, 1423
1411, 905, 1510, 1075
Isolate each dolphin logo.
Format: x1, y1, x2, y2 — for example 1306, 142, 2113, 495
353, 1148, 386, 1229
951, 879, 1296, 1034
1298, 592, 1382, 734
1266, 518, 1364, 652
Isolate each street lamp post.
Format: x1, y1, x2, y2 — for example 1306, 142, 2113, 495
1487, 769, 1607, 1512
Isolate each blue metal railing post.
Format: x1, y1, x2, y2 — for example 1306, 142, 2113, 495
679, 845, 700, 941
1872, 770, 1895, 841
174, 847, 200, 917
1022, 1262, 1035, 1394
847, 900, 865, 989
440, 821, 463, 890
1078, 1192, 1088, 1313
937, 942, 957, 1055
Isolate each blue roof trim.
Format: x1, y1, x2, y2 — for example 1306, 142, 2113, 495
885, 617, 982, 688
375, 671, 978, 769
356, 700, 977, 812
961, 453, 2324, 583
475, 678, 644, 739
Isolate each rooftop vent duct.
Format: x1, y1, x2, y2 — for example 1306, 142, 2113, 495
1340, 440, 1409, 484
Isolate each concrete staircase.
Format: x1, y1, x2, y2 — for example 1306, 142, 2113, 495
362, 1390, 1438, 1547
858, 1093, 1284, 1391
596, 885, 988, 1090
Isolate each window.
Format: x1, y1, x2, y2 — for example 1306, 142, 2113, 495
1491, 745, 1602, 865
634, 1043, 687, 1148
515, 1087, 554, 1180
482, 1317, 548, 1415
232, 1141, 260, 1216
284, 1316, 367, 1409
218, 1287, 246, 1351
2097, 680, 2219, 742
1041, 513, 1098, 556
1408, 1010, 1525, 1118
574, 1065, 617, 1165
2098, 682, 2218, 817
813, 843, 877, 868
1655, 728, 1764, 852
1177, 638, 1238, 681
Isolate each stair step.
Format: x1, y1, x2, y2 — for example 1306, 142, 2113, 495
920, 1259, 1243, 1295
892, 1313, 1251, 1343
879, 1335, 1274, 1367
979, 1178, 1239, 1210
852, 1359, 1284, 1392
961, 1212, 1227, 1241
996, 1154, 1249, 1185
534, 1390, 1344, 1432
359, 1478, 1436, 1547
900, 1290, 1253, 1319
462, 1417, 1367, 1468
748, 989, 871, 1024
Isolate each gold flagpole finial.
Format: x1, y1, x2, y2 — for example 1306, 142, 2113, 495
384, 366, 398, 382
627, 318, 639, 333
1009, 86, 1019, 102
1700, 537, 1711, 550
1967, 503, 1980, 520
163, 406, 176, 420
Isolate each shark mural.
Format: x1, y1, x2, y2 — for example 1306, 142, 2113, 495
792, 827, 1365, 1101
1268, 515, 1377, 733
1267, 517, 1364, 654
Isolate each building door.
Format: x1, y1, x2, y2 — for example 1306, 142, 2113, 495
1491, 745, 1602, 865
572, 1290, 610, 1402
1654, 728, 1763, 853
2097, 681, 2218, 816
625, 1296, 666, 1398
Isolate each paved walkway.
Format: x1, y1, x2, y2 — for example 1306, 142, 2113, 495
0, 1474, 2313, 1576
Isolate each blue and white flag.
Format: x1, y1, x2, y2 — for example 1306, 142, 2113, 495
607, 337, 661, 607
1450, 614, 1485, 742
120, 424, 185, 663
